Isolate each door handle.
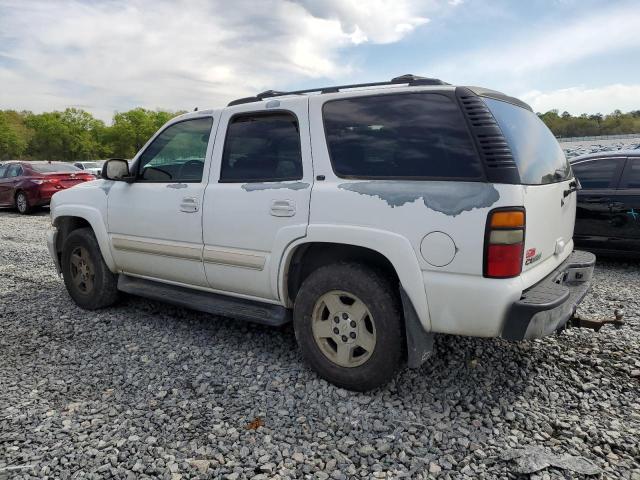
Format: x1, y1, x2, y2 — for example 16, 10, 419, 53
180, 196, 199, 213
582, 197, 609, 203
270, 200, 296, 217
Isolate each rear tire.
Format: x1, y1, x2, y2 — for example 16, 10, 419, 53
61, 228, 119, 310
15, 191, 31, 214
293, 262, 403, 391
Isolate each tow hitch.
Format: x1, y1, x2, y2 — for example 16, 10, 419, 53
569, 308, 625, 332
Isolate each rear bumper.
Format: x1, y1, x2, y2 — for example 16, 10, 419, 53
501, 250, 595, 340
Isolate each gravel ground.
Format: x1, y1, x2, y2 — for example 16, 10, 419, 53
1, 210, 639, 480
561, 140, 640, 159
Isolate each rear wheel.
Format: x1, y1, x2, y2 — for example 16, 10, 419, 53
15, 191, 31, 214
61, 228, 118, 309
293, 263, 403, 391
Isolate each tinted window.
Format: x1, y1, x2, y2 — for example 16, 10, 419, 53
572, 158, 623, 189
220, 112, 302, 182
621, 158, 640, 188
323, 93, 481, 179
31, 163, 80, 173
0, 165, 6, 178
138, 117, 213, 182
484, 98, 572, 185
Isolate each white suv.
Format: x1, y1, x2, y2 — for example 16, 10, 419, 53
47, 75, 594, 391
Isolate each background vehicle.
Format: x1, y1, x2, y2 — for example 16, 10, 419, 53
571, 151, 640, 256
0, 161, 95, 214
73, 160, 104, 177
48, 75, 593, 391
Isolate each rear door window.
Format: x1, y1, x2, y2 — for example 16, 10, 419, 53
7, 164, 22, 177
571, 158, 625, 189
484, 98, 571, 184
220, 112, 303, 182
620, 158, 640, 189
322, 93, 482, 179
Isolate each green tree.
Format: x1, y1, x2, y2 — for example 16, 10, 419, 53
107, 108, 181, 158
0, 110, 31, 159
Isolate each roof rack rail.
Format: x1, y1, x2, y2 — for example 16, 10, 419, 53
227, 74, 449, 106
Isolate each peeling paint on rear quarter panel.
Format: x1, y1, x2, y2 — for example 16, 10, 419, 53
338, 181, 500, 216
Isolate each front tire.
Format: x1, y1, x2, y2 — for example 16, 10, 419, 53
61, 228, 119, 310
293, 263, 403, 391
15, 191, 31, 214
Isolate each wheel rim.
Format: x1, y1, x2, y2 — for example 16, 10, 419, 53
16, 194, 27, 212
311, 290, 376, 368
70, 246, 95, 294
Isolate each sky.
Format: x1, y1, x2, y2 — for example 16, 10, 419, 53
0, 0, 639, 122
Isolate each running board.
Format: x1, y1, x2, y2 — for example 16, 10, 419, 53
117, 275, 291, 327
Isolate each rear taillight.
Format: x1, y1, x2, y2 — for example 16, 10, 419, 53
484, 208, 525, 278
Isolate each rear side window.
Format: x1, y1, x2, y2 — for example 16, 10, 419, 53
7, 164, 22, 177
0, 165, 6, 178
220, 112, 302, 182
484, 98, 571, 185
621, 158, 640, 188
572, 158, 624, 189
323, 93, 482, 179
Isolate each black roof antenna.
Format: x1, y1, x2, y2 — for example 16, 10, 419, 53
194, 107, 198, 111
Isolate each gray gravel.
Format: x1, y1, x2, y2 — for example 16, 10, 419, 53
1, 210, 639, 480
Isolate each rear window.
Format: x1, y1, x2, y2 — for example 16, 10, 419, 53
31, 163, 81, 173
323, 93, 482, 179
484, 98, 571, 184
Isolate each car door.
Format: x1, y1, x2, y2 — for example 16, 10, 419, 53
201, 99, 313, 301
609, 157, 640, 252
0, 164, 23, 206
107, 115, 217, 286
572, 157, 625, 251
0, 164, 10, 205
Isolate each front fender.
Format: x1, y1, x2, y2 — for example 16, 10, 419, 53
278, 224, 432, 332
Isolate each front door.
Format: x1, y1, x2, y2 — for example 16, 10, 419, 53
573, 157, 625, 250
0, 164, 22, 206
202, 100, 313, 301
107, 115, 216, 286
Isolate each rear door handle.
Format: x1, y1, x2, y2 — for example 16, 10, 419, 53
270, 199, 296, 217
180, 196, 199, 213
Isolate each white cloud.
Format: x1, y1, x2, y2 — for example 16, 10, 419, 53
0, 0, 431, 121
429, 4, 640, 82
521, 84, 640, 114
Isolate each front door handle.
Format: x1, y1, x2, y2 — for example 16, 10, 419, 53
180, 196, 199, 213
270, 199, 296, 217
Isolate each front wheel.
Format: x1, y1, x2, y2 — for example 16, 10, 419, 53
293, 263, 403, 391
15, 191, 31, 214
61, 228, 119, 310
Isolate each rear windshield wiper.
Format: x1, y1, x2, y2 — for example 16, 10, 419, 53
563, 179, 580, 197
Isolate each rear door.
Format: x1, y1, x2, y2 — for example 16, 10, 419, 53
201, 100, 312, 301
610, 157, 640, 251
0, 164, 12, 205
572, 157, 626, 250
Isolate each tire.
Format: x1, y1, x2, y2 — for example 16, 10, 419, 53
15, 191, 31, 214
61, 228, 119, 310
293, 262, 403, 391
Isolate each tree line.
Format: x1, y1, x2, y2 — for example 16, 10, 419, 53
1, 107, 640, 161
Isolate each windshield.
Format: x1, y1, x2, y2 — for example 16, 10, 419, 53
484, 98, 572, 184
31, 163, 81, 173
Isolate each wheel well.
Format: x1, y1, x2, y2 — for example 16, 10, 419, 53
54, 216, 92, 258
286, 243, 400, 305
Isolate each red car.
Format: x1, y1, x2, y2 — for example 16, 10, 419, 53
0, 161, 96, 214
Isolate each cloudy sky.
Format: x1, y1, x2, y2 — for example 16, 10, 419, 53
1, 0, 638, 122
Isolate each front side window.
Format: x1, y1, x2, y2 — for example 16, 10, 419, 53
0, 165, 7, 178
323, 93, 482, 179
137, 117, 213, 183
572, 158, 624, 189
621, 158, 640, 189
220, 112, 302, 182
7, 164, 22, 177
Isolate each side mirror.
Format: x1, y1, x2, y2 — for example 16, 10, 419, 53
102, 159, 133, 182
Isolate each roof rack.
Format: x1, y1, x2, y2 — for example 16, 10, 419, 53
227, 74, 449, 106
